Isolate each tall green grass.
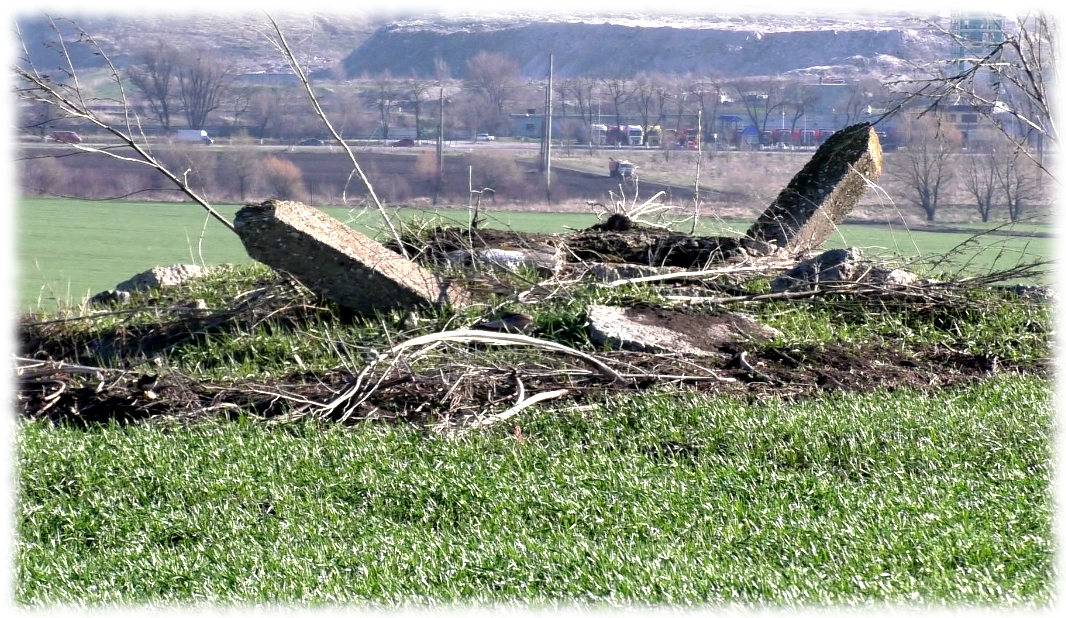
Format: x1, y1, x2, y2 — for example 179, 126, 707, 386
16, 377, 1053, 607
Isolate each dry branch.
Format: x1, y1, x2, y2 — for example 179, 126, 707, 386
262, 14, 408, 258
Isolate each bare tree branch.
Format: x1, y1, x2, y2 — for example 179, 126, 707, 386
14, 15, 234, 231
261, 13, 408, 258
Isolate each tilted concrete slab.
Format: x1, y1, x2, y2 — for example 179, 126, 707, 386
234, 200, 469, 314
746, 123, 883, 255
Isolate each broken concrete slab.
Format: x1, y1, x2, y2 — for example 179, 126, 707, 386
233, 200, 469, 314
91, 264, 211, 306
116, 264, 209, 293
746, 123, 883, 255
444, 248, 558, 275
771, 247, 865, 292
771, 247, 922, 292
1006, 284, 1056, 303
588, 304, 779, 355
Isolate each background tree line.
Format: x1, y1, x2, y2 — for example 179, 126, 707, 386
18, 22, 1053, 224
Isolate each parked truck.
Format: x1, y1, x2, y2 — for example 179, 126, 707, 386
608, 158, 635, 179
175, 129, 214, 145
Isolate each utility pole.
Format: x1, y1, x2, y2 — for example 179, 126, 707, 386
434, 87, 444, 205
563, 95, 570, 157
692, 109, 703, 234
544, 53, 553, 202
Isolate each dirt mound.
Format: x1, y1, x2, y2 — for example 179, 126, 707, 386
16, 338, 1048, 429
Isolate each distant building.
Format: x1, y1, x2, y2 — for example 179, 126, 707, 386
940, 102, 1022, 150
949, 13, 1007, 76
511, 111, 589, 142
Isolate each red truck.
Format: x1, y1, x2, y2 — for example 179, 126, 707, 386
49, 130, 82, 144
608, 158, 635, 179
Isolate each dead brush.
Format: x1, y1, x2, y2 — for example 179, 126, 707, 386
590, 177, 679, 230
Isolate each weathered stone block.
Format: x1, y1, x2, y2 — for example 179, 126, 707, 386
746, 123, 883, 255
233, 200, 468, 314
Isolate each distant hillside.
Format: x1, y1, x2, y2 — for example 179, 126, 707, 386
342, 14, 950, 80
14, 10, 950, 82
15, 12, 376, 75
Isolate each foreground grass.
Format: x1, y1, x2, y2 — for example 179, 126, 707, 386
16, 376, 1053, 608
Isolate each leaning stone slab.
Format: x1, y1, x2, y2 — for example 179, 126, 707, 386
587, 304, 779, 356
233, 200, 469, 314
746, 123, 883, 255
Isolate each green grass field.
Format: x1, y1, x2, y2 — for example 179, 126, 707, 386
16, 377, 1053, 607
15, 201, 1054, 608
17, 198, 1052, 311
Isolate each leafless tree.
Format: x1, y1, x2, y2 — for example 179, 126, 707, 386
464, 51, 521, 131
406, 78, 433, 140
960, 148, 1000, 222
840, 77, 886, 124
226, 84, 254, 134
781, 80, 819, 139
633, 73, 661, 143
994, 144, 1043, 221
126, 42, 179, 131
14, 16, 234, 230
246, 88, 278, 139
890, 115, 962, 222
19, 98, 64, 138
886, 12, 1056, 180
727, 77, 786, 148
567, 76, 599, 136
253, 87, 311, 142
685, 76, 723, 145
601, 77, 634, 126
369, 71, 398, 140
326, 86, 370, 139
176, 53, 237, 130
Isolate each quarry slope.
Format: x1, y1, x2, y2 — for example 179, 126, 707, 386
342, 12, 949, 79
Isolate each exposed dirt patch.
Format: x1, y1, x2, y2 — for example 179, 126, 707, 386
16, 335, 1050, 429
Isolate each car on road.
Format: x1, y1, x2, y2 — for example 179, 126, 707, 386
298, 138, 325, 146
391, 138, 415, 147
476, 133, 495, 142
